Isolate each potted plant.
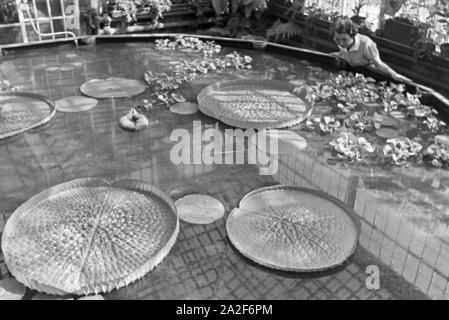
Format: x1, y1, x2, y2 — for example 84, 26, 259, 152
113, 0, 138, 23
428, 2, 449, 58
383, 13, 422, 46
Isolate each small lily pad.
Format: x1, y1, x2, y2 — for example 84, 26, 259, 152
0, 278, 26, 300
169, 102, 199, 115
175, 194, 225, 224
376, 128, 399, 139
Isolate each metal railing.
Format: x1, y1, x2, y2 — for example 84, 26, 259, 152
15, 0, 79, 46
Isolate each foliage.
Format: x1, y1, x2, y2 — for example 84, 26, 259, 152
154, 36, 222, 56
266, 19, 302, 42
329, 133, 375, 162
319, 116, 341, 134
210, 0, 268, 18
189, 0, 210, 17
351, 0, 366, 18
145, 37, 252, 106
382, 137, 423, 166
424, 136, 449, 167
111, 0, 172, 24
0, 0, 18, 24
0, 80, 21, 92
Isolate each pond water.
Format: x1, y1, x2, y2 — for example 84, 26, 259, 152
0, 41, 436, 299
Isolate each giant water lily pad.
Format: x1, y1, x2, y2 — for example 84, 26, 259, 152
226, 185, 360, 272
175, 194, 225, 224
55, 96, 98, 112
0, 92, 55, 140
80, 77, 146, 99
197, 79, 313, 129
1, 178, 179, 295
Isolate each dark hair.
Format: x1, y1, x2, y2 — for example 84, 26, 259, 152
332, 18, 358, 37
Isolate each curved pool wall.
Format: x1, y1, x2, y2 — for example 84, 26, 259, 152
0, 34, 446, 299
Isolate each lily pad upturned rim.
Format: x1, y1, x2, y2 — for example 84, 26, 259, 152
226, 185, 361, 273
1, 178, 179, 296
0, 91, 56, 140
197, 79, 313, 130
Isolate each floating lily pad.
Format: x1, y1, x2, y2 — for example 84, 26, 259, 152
0, 278, 26, 300
256, 130, 308, 155
0, 92, 56, 140
2, 178, 179, 295
226, 185, 360, 272
175, 194, 225, 224
55, 96, 98, 112
169, 102, 199, 115
80, 77, 146, 99
376, 128, 399, 139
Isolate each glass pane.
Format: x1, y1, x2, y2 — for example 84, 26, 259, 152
0, 0, 19, 24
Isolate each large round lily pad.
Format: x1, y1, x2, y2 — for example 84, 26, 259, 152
197, 79, 313, 129
1, 178, 179, 295
0, 92, 55, 140
80, 77, 146, 99
55, 96, 98, 112
226, 185, 360, 272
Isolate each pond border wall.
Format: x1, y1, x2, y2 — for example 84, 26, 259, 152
1, 32, 449, 299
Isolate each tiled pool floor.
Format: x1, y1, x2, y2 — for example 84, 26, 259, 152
0, 42, 434, 299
